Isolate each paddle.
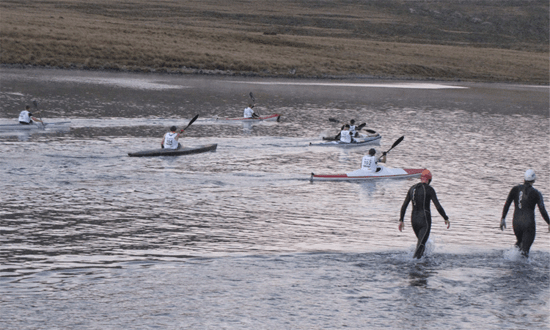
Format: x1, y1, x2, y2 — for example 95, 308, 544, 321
32, 100, 45, 129
356, 123, 377, 134
384, 135, 404, 155
181, 114, 199, 132
249, 92, 261, 118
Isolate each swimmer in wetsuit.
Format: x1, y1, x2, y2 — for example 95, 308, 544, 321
399, 170, 450, 259
500, 169, 550, 258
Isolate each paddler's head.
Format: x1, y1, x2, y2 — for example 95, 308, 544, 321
524, 169, 536, 184
350, 119, 355, 125
26, 105, 30, 110
170, 126, 177, 132
248, 103, 254, 108
343, 124, 350, 130
420, 169, 432, 184
368, 148, 376, 156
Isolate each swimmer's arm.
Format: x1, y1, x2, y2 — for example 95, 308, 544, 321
398, 188, 412, 230
536, 191, 550, 227
430, 188, 449, 222
501, 187, 516, 221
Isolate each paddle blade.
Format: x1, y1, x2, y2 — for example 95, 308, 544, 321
357, 123, 366, 130
33, 100, 38, 108
185, 114, 199, 129
388, 136, 404, 152
249, 92, 255, 102
365, 129, 376, 134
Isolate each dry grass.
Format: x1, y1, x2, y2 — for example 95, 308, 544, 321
1, 0, 548, 83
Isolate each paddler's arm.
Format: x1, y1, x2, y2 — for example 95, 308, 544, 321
161, 132, 166, 148
377, 152, 387, 164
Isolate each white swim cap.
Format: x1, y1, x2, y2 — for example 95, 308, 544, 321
524, 169, 536, 182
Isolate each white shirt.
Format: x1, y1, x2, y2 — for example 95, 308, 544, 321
340, 130, 352, 143
19, 110, 32, 123
349, 125, 356, 135
361, 155, 378, 171
243, 107, 255, 118
163, 132, 179, 149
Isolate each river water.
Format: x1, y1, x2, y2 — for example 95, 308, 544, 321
0, 68, 549, 329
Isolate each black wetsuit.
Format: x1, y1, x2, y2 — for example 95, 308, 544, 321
400, 182, 449, 259
501, 183, 550, 257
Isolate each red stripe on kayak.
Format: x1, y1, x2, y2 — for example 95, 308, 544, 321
403, 168, 426, 174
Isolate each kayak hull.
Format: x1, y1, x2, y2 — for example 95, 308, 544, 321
128, 143, 217, 157
0, 121, 70, 130
310, 134, 382, 147
218, 114, 281, 122
310, 167, 425, 181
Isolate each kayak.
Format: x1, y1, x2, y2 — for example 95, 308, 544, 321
0, 121, 71, 130
310, 166, 425, 181
309, 134, 382, 147
322, 133, 379, 141
217, 114, 281, 122
128, 144, 217, 157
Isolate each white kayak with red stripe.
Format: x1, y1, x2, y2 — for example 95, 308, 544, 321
310, 165, 425, 181
217, 114, 281, 122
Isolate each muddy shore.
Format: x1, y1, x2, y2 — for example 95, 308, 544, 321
1, 0, 548, 84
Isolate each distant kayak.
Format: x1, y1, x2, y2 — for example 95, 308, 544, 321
310, 166, 425, 181
309, 134, 382, 147
217, 114, 281, 122
128, 144, 217, 157
0, 121, 70, 130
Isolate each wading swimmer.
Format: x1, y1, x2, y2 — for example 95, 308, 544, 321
19, 105, 43, 125
161, 126, 183, 149
362, 148, 386, 172
500, 169, 550, 258
399, 170, 450, 259
243, 104, 259, 119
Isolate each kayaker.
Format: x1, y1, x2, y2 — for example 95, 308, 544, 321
500, 169, 550, 258
19, 105, 43, 125
243, 104, 259, 119
339, 124, 356, 143
349, 119, 357, 137
399, 170, 450, 259
161, 126, 184, 149
361, 148, 386, 172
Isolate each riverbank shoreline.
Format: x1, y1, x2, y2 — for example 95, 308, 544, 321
1, 0, 548, 85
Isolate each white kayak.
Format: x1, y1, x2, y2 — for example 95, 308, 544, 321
310, 165, 425, 181
216, 114, 281, 122
309, 134, 382, 147
0, 121, 71, 130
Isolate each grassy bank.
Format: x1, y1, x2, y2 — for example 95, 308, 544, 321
1, 0, 548, 84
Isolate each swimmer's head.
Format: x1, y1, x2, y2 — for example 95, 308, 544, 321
524, 169, 536, 182
368, 148, 376, 156
420, 169, 432, 183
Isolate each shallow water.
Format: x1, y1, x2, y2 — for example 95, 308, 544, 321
1, 68, 549, 329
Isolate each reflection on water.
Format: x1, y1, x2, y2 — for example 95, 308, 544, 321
0, 68, 548, 329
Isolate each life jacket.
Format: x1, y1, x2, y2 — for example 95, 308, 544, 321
163, 132, 179, 149
19, 110, 32, 123
340, 130, 352, 143
361, 155, 377, 171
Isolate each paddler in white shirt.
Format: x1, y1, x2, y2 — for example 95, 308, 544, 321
339, 124, 356, 143
161, 126, 184, 149
19, 105, 43, 125
243, 104, 259, 119
349, 119, 357, 137
361, 148, 386, 172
